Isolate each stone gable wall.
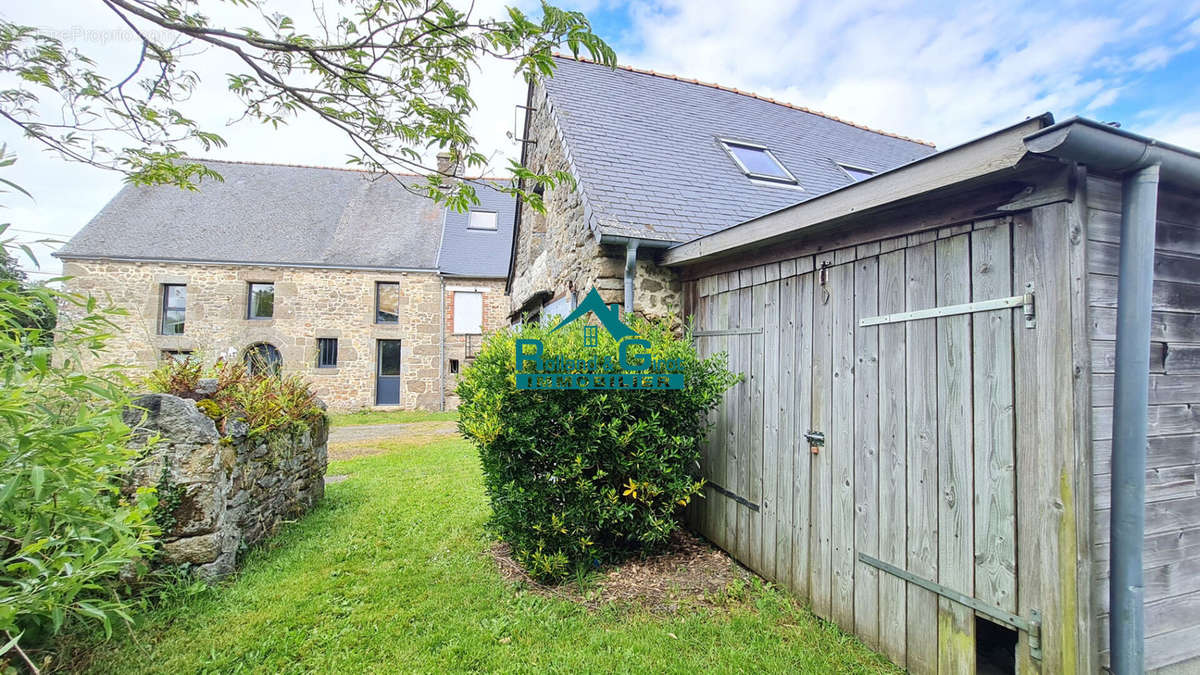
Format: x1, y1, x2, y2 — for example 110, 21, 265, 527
124, 393, 327, 578
510, 81, 682, 324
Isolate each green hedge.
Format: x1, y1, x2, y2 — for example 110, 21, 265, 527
456, 316, 737, 581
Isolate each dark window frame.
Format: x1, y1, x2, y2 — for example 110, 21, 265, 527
161, 349, 193, 364
317, 337, 338, 368
243, 342, 283, 377
375, 281, 400, 324
160, 284, 187, 335
377, 339, 403, 376
247, 282, 275, 320
449, 358, 460, 374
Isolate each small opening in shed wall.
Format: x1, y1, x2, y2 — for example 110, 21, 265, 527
975, 616, 1017, 674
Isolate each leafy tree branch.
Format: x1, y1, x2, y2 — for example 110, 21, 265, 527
0, 0, 615, 210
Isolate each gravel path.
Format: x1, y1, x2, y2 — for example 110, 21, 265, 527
328, 420, 458, 445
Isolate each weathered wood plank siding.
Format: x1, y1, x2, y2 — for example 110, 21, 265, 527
1086, 176, 1200, 673
687, 204, 1093, 673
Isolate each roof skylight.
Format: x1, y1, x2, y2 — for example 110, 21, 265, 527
720, 140, 798, 185
839, 165, 875, 182
467, 210, 498, 230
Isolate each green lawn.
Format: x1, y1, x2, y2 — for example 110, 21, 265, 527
76, 435, 898, 674
328, 408, 457, 426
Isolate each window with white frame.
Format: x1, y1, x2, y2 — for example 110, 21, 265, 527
453, 291, 483, 334
467, 210, 498, 230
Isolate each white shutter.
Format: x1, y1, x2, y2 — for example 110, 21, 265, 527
454, 292, 483, 334
541, 293, 575, 323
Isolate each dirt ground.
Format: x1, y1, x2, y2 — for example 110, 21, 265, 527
327, 420, 458, 460
490, 531, 753, 612
327, 422, 752, 612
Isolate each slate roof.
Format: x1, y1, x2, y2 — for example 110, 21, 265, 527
58, 159, 514, 275
542, 56, 938, 243
437, 179, 517, 278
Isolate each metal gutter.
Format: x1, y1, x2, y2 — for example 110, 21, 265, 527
53, 253, 439, 274
1024, 117, 1200, 674
1025, 116, 1200, 187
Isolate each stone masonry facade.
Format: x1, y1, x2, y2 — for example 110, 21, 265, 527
61, 259, 507, 411
443, 278, 508, 408
510, 81, 682, 325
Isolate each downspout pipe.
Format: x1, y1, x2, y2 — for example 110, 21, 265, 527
1025, 117, 1200, 673
1109, 163, 1158, 674
624, 239, 639, 315
599, 235, 673, 315
439, 276, 446, 412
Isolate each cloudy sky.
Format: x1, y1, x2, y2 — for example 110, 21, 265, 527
3, 0, 1199, 277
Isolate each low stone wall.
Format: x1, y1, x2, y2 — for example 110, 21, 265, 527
123, 393, 328, 578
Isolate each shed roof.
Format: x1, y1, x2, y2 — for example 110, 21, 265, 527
58, 159, 513, 274
542, 56, 937, 243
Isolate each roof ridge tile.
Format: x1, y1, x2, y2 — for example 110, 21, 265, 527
181, 156, 510, 181
551, 54, 935, 147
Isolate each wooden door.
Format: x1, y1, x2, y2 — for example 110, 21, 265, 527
690, 219, 1027, 674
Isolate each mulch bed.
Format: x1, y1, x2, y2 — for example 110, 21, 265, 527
489, 530, 753, 612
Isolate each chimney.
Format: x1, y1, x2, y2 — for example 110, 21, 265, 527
436, 151, 461, 177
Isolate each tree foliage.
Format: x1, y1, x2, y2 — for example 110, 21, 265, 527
0, 0, 615, 210
0, 157, 158, 669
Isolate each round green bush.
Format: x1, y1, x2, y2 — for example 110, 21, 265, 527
456, 315, 737, 582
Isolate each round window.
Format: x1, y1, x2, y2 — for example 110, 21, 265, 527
243, 342, 282, 376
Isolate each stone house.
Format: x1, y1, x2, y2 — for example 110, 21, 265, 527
506, 55, 935, 322
57, 159, 514, 411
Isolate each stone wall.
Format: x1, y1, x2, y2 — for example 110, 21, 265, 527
60, 259, 508, 410
509, 81, 683, 324
123, 393, 327, 578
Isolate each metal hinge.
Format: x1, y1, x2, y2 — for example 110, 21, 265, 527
858, 283, 1036, 330
706, 481, 760, 512
859, 553, 1043, 661
693, 328, 764, 337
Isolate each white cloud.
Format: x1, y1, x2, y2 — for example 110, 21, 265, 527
1141, 111, 1200, 149
617, 0, 1200, 148
3, 0, 1199, 278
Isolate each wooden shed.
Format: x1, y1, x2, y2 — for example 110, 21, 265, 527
666, 116, 1200, 674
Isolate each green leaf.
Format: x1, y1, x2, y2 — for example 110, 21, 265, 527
29, 465, 43, 499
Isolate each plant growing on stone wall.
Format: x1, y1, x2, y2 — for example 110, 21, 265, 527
456, 316, 738, 582
150, 462, 186, 536
145, 357, 327, 444
0, 156, 159, 666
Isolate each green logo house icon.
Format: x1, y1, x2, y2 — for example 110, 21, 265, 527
514, 288, 684, 390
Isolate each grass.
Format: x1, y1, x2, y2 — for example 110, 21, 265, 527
72, 434, 899, 674
328, 408, 457, 426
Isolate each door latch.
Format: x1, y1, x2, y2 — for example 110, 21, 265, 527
804, 430, 825, 454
